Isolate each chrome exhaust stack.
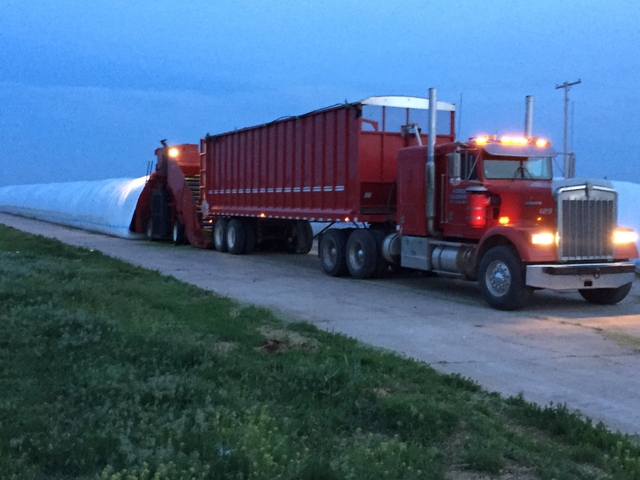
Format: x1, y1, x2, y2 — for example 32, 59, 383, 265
426, 88, 441, 238
524, 95, 534, 139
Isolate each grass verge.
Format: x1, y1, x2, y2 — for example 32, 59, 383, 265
1, 224, 640, 479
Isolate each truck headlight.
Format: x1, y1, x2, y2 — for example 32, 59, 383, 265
531, 232, 556, 245
614, 228, 638, 244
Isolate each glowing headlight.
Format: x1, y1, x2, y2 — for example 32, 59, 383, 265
614, 229, 638, 244
168, 147, 179, 158
531, 232, 555, 245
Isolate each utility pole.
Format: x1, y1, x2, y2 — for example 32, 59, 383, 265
555, 79, 581, 178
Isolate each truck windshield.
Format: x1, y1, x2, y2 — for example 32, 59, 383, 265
483, 157, 552, 180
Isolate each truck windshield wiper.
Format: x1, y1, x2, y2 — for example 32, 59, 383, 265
512, 164, 533, 179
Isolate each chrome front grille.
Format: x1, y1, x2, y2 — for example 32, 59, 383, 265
557, 184, 616, 261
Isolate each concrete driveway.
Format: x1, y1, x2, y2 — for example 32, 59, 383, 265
2, 212, 639, 434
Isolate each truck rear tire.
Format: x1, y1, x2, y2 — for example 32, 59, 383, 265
579, 283, 632, 305
370, 229, 390, 278
172, 221, 185, 245
320, 229, 348, 276
213, 218, 228, 252
478, 246, 532, 310
346, 229, 378, 279
226, 219, 246, 255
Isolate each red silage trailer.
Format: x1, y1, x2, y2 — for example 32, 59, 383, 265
198, 96, 455, 253
201, 96, 455, 224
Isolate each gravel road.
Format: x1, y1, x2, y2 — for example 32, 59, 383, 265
2, 212, 640, 434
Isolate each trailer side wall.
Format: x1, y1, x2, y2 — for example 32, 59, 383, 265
200, 102, 454, 223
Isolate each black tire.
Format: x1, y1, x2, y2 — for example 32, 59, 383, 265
243, 219, 256, 254
478, 246, 532, 310
284, 221, 314, 254
146, 218, 154, 240
295, 221, 314, 254
284, 224, 298, 253
172, 221, 185, 245
213, 218, 228, 252
370, 229, 390, 278
579, 283, 632, 305
320, 229, 348, 276
226, 219, 246, 255
346, 229, 378, 279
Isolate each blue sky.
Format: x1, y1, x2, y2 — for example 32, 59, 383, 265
1, 0, 639, 187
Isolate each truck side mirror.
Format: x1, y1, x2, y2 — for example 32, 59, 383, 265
448, 152, 461, 184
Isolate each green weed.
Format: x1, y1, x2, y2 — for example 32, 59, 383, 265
1, 224, 640, 479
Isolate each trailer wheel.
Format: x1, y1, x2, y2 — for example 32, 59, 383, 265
346, 229, 378, 279
579, 283, 632, 305
213, 218, 228, 252
172, 221, 185, 245
320, 229, 348, 276
478, 246, 532, 310
286, 220, 314, 254
226, 219, 246, 255
243, 220, 256, 254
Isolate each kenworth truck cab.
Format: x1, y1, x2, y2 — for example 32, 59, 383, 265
394, 134, 638, 310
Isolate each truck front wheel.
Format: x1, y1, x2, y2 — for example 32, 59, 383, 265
478, 246, 532, 310
579, 283, 632, 305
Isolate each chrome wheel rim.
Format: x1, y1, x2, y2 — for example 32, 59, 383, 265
485, 260, 511, 297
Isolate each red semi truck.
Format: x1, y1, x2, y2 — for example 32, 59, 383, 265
134, 90, 638, 310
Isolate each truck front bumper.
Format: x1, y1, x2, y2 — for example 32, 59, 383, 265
526, 262, 636, 290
